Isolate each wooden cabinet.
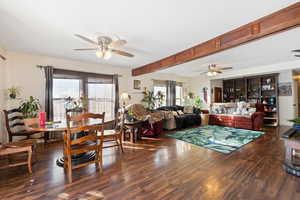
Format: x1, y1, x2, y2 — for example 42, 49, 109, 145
223, 73, 279, 127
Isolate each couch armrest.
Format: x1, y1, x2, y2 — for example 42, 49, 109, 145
251, 112, 264, 131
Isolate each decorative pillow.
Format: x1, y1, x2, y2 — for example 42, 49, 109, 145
248, 108, 256, 115
183, 106, 193, 114
172, 111, 178, 117
177, 110, 184, 115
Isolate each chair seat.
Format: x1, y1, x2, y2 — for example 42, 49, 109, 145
103, 129, 119, 135
12, 130, 42, 136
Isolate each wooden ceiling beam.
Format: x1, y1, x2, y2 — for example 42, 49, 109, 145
132, 2, 300, 76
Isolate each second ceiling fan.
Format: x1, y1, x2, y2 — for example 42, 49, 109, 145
199, 64, 233, 76
74, 34, 134, 60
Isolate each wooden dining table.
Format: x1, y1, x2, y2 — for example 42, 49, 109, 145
29, 120, 101, 168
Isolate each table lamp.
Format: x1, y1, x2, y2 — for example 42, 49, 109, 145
120, 93, 130, 107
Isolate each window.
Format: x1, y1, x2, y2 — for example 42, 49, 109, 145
88, 80, 115, 122
52, 70, 116, 122
153, 85, 167, 108
176, 85, 183, 105
53, 78, 81, 121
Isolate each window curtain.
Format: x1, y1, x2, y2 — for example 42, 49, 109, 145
166, 80, 176, 106
113, 74, 119, 118
44, 66, 54, 121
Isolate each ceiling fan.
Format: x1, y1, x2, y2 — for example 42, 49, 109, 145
199, 64, 233, 76
0, 54, 6, 61
74, 34, 134, 60
292, 49, 300, 57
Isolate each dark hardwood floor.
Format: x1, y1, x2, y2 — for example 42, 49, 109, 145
0, 126, 299, 200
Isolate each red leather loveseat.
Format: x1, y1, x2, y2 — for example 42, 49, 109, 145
209, 103, 264, 131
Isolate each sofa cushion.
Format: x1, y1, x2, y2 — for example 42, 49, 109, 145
183, 106, 193, 114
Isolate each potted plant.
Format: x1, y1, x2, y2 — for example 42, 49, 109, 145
194, 96, 203, 109
19, 96, 41, 119
141, 89, 156, 111
7, 87, 20, 100
288, 117, 300, 130
155, 91, 165, 108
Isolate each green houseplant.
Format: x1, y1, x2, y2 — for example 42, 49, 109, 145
7, 87, 20, 99
288, 117, 300, 130
141, 89, 156, 110
194, 96, 203, 109
19, 96, 41, 118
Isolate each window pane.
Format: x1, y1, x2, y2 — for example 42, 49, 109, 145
176, 86, 183, 105
53, 78, 81, 121
88, 83, 115, 121
53, 79, 81, 99
154, 86, 167, 108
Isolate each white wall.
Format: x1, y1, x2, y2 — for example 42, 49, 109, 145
0, 50, 189, 142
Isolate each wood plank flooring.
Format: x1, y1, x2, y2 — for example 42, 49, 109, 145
0, 126, 299, 200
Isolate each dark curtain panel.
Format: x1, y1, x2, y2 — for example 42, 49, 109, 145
167, 80, 176, 106
113, 74, 119, 119
44, 66, 54, 121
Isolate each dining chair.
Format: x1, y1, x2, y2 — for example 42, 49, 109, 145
65, 112, 104, 183
0, 139, 36, 173
3, 109, 46, 142
101, 111, 125, 153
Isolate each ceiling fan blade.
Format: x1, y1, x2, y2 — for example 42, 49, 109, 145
73, 48, 98, 51
292, 49, 300, 53
112, 49, 134, 57
74, 34, 98, 45
0, 54, 6, 61
220, 67, 233, 70
295, 55, 300, 57
109, 40, 127, 48
199, 71, 209, 75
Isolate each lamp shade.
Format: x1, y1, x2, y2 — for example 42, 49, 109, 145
120, 93, 130, 101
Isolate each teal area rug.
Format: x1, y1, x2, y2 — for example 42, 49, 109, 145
167, 125, 264, 154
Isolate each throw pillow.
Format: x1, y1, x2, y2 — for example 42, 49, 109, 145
177, 110, 184, 115
172, 111, 178, 117
183, 106, 193, 114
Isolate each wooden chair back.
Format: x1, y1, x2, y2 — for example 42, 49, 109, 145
64, 111, 105, 183
3, 109, 27, 142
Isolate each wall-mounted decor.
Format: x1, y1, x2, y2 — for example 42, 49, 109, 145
279, 82, 292, 96
133, 80, 141, 90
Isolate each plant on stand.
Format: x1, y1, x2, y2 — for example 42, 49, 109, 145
155, 91, 165, 108
7, 87, 20, 100
288, 117, 300, 130
141, 88, 156, 111
19, 96, 41, 118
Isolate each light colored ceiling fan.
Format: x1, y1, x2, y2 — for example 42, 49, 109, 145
292, 49, 300, 57
74, 34, 134, 60
0, 54, 6, 61
199, 64, 233, 76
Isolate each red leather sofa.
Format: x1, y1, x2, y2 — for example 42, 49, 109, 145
209, 104, 264, 131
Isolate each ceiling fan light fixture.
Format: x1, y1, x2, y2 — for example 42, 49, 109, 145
212, 71, 217, 76
207, 71, 213, 76
103, 50, 112, 60
96, 50, 104, 58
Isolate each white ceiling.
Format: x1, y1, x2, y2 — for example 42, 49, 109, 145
0, 0, 298, 71
159, 27, 300, 77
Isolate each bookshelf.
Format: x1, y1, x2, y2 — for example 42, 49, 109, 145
223, 73, 279, 127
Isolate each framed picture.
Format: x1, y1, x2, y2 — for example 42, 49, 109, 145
278, 82, 292, 96
133, 80, 141, 90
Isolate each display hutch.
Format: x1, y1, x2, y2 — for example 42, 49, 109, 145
223, 73, 279, 127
